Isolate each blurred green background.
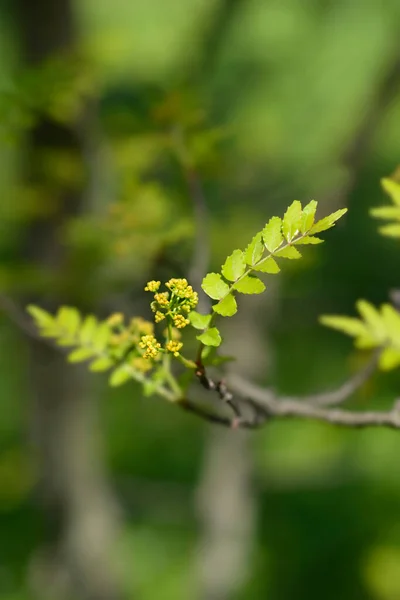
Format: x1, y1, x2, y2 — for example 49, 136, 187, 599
1, 0, 400, 599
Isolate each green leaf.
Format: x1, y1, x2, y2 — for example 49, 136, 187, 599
262, 217, 283, 252
275, 246, 302, 259
381, 304, 400, 345
197, 327, 222, 347
378, 224, 400, 238
253, 257, 280, 273
92, 322, 110, 352
68, 348, 94, 363
309, 208, 347, 234
295, 236, 324, 245
282, 200, 302, 242
370, 206, 400, 219
56, 306, 80, 337
300, 200, 318, 233
89, 357, 115, 372
379, 347, 400, 371
189, 311, 212, 330
233, 275, 265, 294
356, 300, 385, 342
79, 315, 98, 345
143, 379, 159, 397
204, 353, 236, 366
109, 366, 132, 387
354, 333, 378, 349
319, 315, 369, 338
381, 177, 400, 206
244, 232, 264, 265
27, 305, 55, 328
221, 249, 246, 281
213, 293, 237, 316
201, 273, 230, 300
56, 337, 76, 347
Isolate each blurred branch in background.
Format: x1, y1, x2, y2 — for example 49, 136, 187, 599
12, 0, 124, 598
328, 52, 400, 207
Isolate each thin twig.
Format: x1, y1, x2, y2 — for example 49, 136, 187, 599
229, 349, 381, 408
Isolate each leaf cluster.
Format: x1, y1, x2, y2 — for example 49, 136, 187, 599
321, 300, 400, 371
370, 177, 400, 238
190, 200, 347, 348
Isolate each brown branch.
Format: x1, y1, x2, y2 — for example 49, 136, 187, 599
179, 389, 400, 431
178, 353, 400, 431
229, 349, 380, 409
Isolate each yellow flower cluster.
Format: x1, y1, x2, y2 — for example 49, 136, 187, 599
107, 312, 124, 327
145, 277, 198, 332
131, 356, 153, 373
144, 280, 161, 292
166, 278, 198, 312
165, 340, 183, 357
139, 334, 161, 359
173, 314, 190, 329
154, 292, 170, 306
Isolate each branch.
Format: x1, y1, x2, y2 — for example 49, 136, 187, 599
230, 349, 380, 409
178, 354, 400, 430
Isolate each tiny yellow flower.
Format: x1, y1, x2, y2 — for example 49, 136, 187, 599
107, 312, 124, 327
173, 314, 190, 329
131, 357, 153, 372
130, 317, 154, 335
155, 311, 165, 323
154, 292, 170, 306
139, 334, 161, 359
144, 280, 161, 292
166, 340, 183, 356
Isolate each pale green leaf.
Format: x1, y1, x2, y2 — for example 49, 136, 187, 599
354, 333, 379, 349
89, 357, 115, 372
56, 337, 76, 347
370, 206, 400, 219
379, 347, 400, 371
295, 236, 324, 245
244, 232, 264, 265
309, 208, 347, 234
300, 200, 318, 233
356, 300, 385, 342
319, 315, 369, 338
253, 257, 280, 273
92, 322, 110, 352
207, 354, 236, 366
189, 311, 212, 330
275, 246, 302, 259
27, 305, 55, 328
109, 366, 132, 387
378, 224, 400, 238
381, 177, 400, 206
79, 315, 98, 345
233, 275, 265, 294
262, 217, 283, 252
213, 293, 237, 316
221, 249, 246, 281
68, 348, 94, 363
282, 200, 302, 242
143, 379, 159, 397
56, 306, 80, 337
381, 304, 400, 345
197, 327, 222, 347
201, 273, 230, 300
